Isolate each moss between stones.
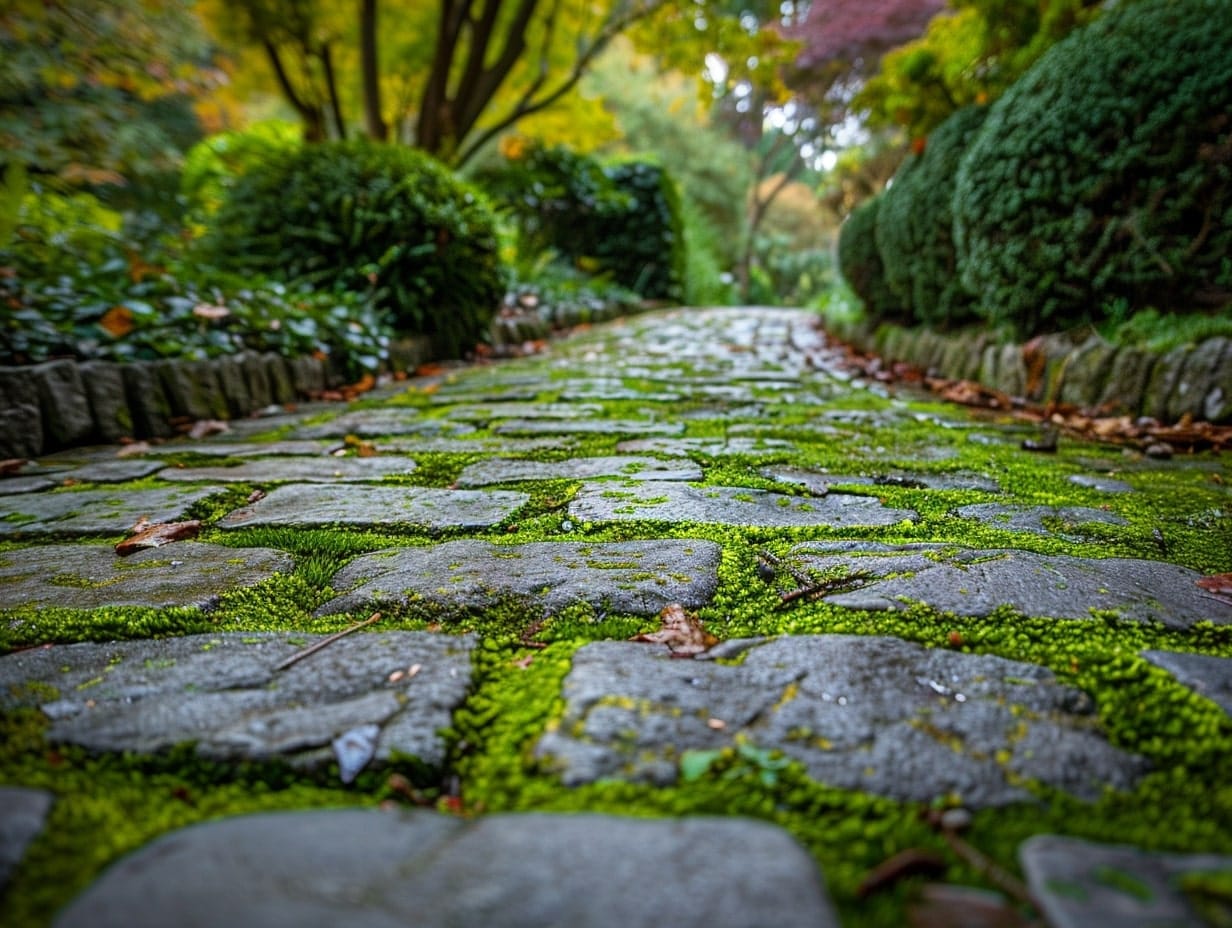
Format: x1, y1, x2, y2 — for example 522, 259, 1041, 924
2, 317, 1231, 927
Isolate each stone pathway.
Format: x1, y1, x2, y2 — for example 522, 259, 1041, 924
2, 307, 1231, 927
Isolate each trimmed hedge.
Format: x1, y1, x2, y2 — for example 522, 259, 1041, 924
953, 0, 1232, 335
205, 140, 504, 357
876, 105, 988, 329
837, 194, 906, 323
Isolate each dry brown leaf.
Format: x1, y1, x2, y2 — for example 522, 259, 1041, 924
629, 603, 720, 656
99, 305, 135, 337
116, 441, 153, 458
115, 520, 202, 557
187, 419, 231, 440
1198, 573, 1232, 605
907, 884, 1033, 928
0, 458, 27, 476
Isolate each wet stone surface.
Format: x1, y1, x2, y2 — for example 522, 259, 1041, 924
0, 486, 219, 537
0, 787, 53, 893
158, 456, 417, 484
217, 484, 528, 531
0, 542, 294, 610
569, 481, 916, 528
764, 464, 1001, 493
536, 635, 1144, 807
455, 455, 702, 486
494, 418, 684, 437
1142, 650, 1232, 715
0, 632, 474, 771
1020, 835, 1232, 928
291, 409, 476, 439
52, 808, 838, 928
953, 502, 1129, 536
786, 542, 1232, 628
319, 539, 722, 617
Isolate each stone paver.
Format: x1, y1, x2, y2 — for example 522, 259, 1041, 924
319, 539, 722, 617
569, 480, 916, 527
217, 484, 528, 531
0, 486, 218, 536
0, 632, 473, 771
1020, 835, 1232, 928
536, 635, 1144, 807
52, 809, 838, 928
785, 542, 1232, 627
0, 542, 294, 609
455, 455, 702, 486
1143, 650, 1232, 715
1, 306, 1230, 928
158, 456, 417, 483
0, 787, 53, 893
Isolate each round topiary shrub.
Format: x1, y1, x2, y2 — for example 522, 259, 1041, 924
838, 194, 906, 323
953, 0, 1232, 336
205, 140, 504, 357
876, 105, 989, 329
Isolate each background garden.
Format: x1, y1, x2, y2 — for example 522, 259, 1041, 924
2, 0, 1230, 384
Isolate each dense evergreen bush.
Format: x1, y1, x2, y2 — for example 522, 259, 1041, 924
876, 105, 988, 328
476, 145, 686, 301
837, 194, 905, 322
180, 121, 300, 219
953, 0, 1232, 335
206, 140, 504, 357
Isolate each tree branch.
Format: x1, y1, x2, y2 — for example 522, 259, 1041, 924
261, 37, 324, 141
360, 0, 387, 140
320, 40, 347, 139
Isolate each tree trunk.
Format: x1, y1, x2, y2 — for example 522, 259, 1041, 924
360, 0, 387, 140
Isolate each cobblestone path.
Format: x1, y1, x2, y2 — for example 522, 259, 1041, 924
3, 307, 1232, 927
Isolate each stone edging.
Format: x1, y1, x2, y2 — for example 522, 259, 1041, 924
827, 319, 1232, 425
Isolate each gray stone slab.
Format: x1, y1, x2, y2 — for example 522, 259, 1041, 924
1069, 474, 1133, 493
0, 787, 53, 893
120, 363, 174, 439
318, 539, 722, 617
765, 465, 1000, 493
1020, 834, 1232, 928
53, 808, 837, 928
0, 475, 57, 495
217, 484, 527, 531
954, 503, 1128, 537
536, 635, 1143, 807
443, 402, 604, 421
558, 381, 683, 402
456, 455, 702, 487
616, 437, 797, 456
54, 459, 168, 484
34, 359, 95, 449
569, 481, 916, 528
79, 360, 133, 443
0, 486, 218, 537
291, 409, 474, 439
1143, 651, 1232, 715
495, 419, 684, 436
151, 440, 336, 457
0, 631, 473, 770
376, 437, 575, 454
0, 542, 294, 610
159, 456, 417, 483
788, 542, 1231, 628
0, 367, 45, 457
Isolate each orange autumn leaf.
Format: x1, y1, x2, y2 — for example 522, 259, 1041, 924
1198, 574, 1232, 604
630, 603, 720, 657
115, 520, 202, 557
100, 306, 135, 338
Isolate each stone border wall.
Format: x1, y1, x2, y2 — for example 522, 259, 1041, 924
826, 320, 1232, 426
0, 336, 435, 460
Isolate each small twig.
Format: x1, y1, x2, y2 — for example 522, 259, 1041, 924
275, 612, 382, 671
776, 572, 872, 609
937, 827, 1040, 912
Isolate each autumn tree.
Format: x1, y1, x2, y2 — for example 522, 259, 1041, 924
0, 0, 220, 187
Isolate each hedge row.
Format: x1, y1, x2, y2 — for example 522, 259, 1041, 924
841, 0, 1232, 338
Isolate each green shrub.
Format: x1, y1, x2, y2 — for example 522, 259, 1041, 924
837, 195, 906, 323
953, 0, 1232, 336
205, 140, 504, 357
476, 145, 686, 301
180, 120, 300, 220
876, 105, 988, 328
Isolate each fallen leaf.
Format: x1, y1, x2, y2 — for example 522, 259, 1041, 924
0, 458, 27, 476
246, 489, 266, 504
116, 441, 152, 458
512, 654, 535, 670
907, 884, 1030, 928
191, 302, 230, 321
99, 305, 135, 337
629, 603, 720, 656
115, 519, 202, 556
1198, 573, 1232, 605
187, 419, 230, 440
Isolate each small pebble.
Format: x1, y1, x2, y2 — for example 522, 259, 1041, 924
1145, 442, 1174, 459
940, 808, 973, 832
